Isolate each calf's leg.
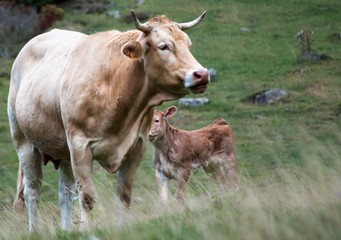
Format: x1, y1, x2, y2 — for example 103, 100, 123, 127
175, 169, 191, 204
155, 170, 169, 205
224, 153, 239, 190
204, 154, 239, 191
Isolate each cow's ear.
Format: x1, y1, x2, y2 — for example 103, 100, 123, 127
165, 106, 177, 119
122, 41, 142, 60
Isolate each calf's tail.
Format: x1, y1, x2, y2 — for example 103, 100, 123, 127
213, 117, 228, 125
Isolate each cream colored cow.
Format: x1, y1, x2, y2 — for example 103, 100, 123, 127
8, 10, 209, 231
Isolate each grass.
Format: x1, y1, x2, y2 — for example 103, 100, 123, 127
0, 0, 340, 239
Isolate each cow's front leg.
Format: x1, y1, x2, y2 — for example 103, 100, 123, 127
68, 137, 96, 230
117, 138, 145, 222
59, 160, 76, 231
175, 169, 191, 204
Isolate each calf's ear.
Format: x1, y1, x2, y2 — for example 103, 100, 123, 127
122, 41, 142, 60
165, 106, 177, 119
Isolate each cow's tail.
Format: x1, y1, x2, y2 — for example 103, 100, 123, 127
13, 163, 25, 212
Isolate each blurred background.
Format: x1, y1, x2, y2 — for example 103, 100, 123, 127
0, 0, 340, 239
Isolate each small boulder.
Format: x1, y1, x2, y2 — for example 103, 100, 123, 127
245, 89, 289, 105
240, 27, 251, 33
208, 68, 217, 79
178, 97, 209, 107
107, 10, 120, 19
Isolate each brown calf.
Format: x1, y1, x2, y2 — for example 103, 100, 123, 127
148, 106, 238, 204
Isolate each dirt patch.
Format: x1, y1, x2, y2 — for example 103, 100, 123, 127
304, 84, 333, 99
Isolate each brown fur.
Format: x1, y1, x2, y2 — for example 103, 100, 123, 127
8, 12, 208, 230
149, 106, 239, 204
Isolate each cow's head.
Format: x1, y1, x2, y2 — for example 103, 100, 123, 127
122, 11, 209, 98
148, 106, 177, 144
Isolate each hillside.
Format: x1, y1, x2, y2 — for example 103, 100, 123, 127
0, 0, 340, 239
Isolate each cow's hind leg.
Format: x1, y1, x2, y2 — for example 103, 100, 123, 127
8, 109, 42, 231
19, 143, 43, 232
9, 109, 25, 212
59, 160, 76, 231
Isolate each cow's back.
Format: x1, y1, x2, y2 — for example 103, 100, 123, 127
10, 29, 86, 92
8, 29, 86, 159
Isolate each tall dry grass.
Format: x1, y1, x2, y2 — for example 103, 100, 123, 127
0, 143, 339, 240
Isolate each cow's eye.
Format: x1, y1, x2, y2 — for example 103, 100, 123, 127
155, 119, 159, 123
158, 44, 169, 51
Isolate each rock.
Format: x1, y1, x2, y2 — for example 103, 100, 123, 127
137, 0, 145, 6
296, 29, 333, 62
298, 51, 333, 62
178, 97, 209, 106
0, 47, 9, 58
240, 27, 251, 33
208, 68, 217, 79
107, 10, 120, 19
245, 89, 289, 105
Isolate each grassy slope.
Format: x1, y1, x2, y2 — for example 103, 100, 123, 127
0, 0, 340, 239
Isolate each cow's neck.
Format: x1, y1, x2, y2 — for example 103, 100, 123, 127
109, 69, 183, 129
104, 63, 149, 133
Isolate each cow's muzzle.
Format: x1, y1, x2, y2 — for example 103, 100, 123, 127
185, 68, 210, 94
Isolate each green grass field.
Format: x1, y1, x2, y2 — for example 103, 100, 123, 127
0, 0, 340, 239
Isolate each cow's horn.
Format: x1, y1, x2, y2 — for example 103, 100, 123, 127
177, 11, 207, 30
131, 10, 152, 33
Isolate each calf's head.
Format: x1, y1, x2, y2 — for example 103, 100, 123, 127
149, 106, 177, 144
122, 11, 209, 98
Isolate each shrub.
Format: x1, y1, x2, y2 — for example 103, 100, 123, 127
0, 2, 63, 57
16, 0, 67, 9
37, 4, 64, 33
0, 4, 38, 45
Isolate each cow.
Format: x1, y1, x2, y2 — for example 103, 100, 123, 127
7, 10, 209, 231
148, 106, 238, 205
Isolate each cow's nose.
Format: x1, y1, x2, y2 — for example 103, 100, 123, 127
192, 69, 209, 83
